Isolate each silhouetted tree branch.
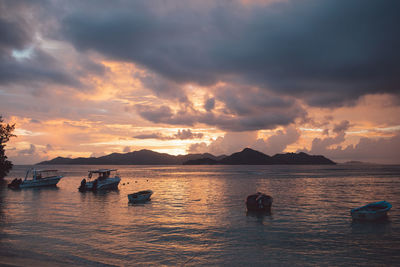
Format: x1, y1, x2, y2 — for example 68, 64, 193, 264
0, 116, 16, 179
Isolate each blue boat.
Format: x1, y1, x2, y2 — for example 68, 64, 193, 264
351, 201, 392, 221
128, 190, 153, 203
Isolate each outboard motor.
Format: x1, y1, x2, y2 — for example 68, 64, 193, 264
92, 179, 98, 192
8, 178, 22, 189
78, 178, 87, 192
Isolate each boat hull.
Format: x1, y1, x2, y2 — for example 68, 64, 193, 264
128, 190, 153, 203
83, 177, 121, 191
351, 201, 392, 221
351, 211, 388, 221
19, 176, 62, 188
246, 192, 273, 211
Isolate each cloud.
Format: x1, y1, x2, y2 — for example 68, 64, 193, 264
333, 120, 350, 134
340, 134, 400, 164
189, 131, 258, 155
134, 132, 172, 140
0, 17, 31, 52
0, 48, 83, 87
2, 0, 400, 165
134, 129, 203, 140
135, 84, 306, 131
135, 105, 175, 124
175, 129, 203, 139
308, 132, 345, 155
18, 144, 36, 156
0, 2, 84, 87
253, 125, 301, 155
61, 0, 400, 107
299, 119, 400, 163
305, 120, 350, 154
204, 97, 215, 112
45, 144, 53, 151
90, 151, 106, 158
189, 125, 300, 155
304, 133, 400, 164
12, 143, 50, 164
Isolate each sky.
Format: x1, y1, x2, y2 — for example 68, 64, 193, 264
1, 0, 400, 164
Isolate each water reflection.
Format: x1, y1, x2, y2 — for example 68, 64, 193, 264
350, 217, 392, 235
0, 180, 7, 225
246, 210, 273, 224
1, 164, 400, 266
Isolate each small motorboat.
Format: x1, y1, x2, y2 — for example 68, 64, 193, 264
8, 169, 63, 189
351, 201, 392, 221
246, 192, 273, 211
79, 169, 121, 192
128, 190, 153, 203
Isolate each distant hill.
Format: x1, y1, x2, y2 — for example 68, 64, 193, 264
341, 161, 376, 165
219, 148, 274, 165
37, 149, 224, 165
271, 152, 336, 165
184, 148, 335, 165
37, 148, 335, 165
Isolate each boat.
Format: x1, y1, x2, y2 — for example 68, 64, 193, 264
8, 169, 63, 189
128, 190, 153, 203
246, 192, 273, 211
351, 201, 392, 221
78, 169, 121, 192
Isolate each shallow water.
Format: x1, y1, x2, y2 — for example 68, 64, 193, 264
1, 164, 400, 266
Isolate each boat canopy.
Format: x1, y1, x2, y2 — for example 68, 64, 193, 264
25, 168, 61, 180
36, 169, 59, 173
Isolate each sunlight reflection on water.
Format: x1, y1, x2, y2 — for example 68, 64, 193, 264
1, 164, 400, 266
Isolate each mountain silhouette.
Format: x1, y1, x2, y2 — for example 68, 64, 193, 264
38, 148, 335, 165
37, 149, 223, 165
184, 148, 335, 165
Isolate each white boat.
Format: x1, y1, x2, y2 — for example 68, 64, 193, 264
128, 190, 153, 203
8, 169, 63, 189
78, 169, 121, 191
351, 201, 392, 221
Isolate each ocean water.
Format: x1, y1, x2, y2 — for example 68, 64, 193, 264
1, 164, 400, 266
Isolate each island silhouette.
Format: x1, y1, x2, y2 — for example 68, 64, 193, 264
37, 148, 335, 165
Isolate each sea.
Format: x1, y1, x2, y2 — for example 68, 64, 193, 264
1, 164, 400, 266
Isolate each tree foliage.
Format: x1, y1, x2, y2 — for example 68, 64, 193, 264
0, 116, 16, 179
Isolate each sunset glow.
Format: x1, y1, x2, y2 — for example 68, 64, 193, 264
1, 0, 399, 164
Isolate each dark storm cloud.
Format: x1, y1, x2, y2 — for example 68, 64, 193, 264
135, 80, 306, 131
175, 129, 203, 139
204, 97, 215, 112
0, 0, 105, 88
61, 4, 226, 85
134, 133, 171, 140
135, 105, 175, 124
61, 0, 400, 107
0, 18, 30, 51
333, 120, 350, 134
0, 49, 82, 87
135, 97, 305, 132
